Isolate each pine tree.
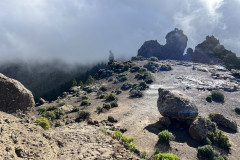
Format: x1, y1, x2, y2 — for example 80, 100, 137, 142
72, 79, 77, 86
86, 75, 94, 85
79, 80, 83, 87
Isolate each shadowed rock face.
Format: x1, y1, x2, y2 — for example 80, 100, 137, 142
138, 28, 188, 60
157, 88, 198, 121
0, 73, 35, 113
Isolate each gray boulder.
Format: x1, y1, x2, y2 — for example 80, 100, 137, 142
0, 73, 35, 113
157, 88, 198, 121
189, 117, 216, 141
210, 113, 238, 132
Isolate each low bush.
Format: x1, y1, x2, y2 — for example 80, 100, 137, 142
82, 86, 93, 93
197, 145, 214, 159
54, 109, 65, 119
37, 107, 47, 114
96, 106, 103, 114
42, 111, 56, 121
144, 62, 159, 73
130, 65, 140, 72
117, 73, 127, 82
82, 95, 89, 100
99, 86, 107, 92
131, 56, 145, 61
121, 83, 132, 90
112, 131, 123, 140
130, 90, 143, 98
105, 93, 118, 102
206, 95, 212, 102
111, 101, 118, 108
234, 107, 240, 114
150, 56, 158, 61
58, 101, 66, 107
103, 103, 111, 110
138, 81, 148, 90
154, 153, 179, 160
99, 128, 108, 135
158, 130, 173, 144
115, 89, 122, 95
211, 91, 224, 103
112, 131, 136, 152
71, 107, 80, 112
34, 117, 50, 130
159, 64, 172, 71
208, 130, 231, 151
81, 100, 91, 106
75, 111, 90, 122
140, 151, 147, 159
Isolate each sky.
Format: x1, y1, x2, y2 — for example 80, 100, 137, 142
0, 0, 240, 64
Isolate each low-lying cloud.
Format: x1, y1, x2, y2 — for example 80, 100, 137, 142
0, 0, 240, 64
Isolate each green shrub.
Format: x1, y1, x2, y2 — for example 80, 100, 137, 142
154, 153, 179, 160
82, 95, 89, 100
58, 101, 66, 107
131, 56, 145, 61
197, 145, 214, 159
150, 56, 159, 61
103, 103, 111, 110
98, 93, 106, 99
159, 64, 172, 71
234, 107, 240, 114
34, 117, 50, 130
81, 100, 91, 106
99, 128, 108, 135
105, 93, 118, 102
208, 130, 231, 150
158, 130, 173, 144
111, 101, 118, 108
96, 106, 103, 114
115, 89, 122, 95
130, 65, 140, 72
128, 143, 136, 152
206, 95, 212, 102
117, 73, 127, 82
138, 81, 148, 90
211, 91, 224, 103
71, 107, 80, 112
42, 111, 56, 121
37, 107, 47, 114
209, 113, 217, 120
47, 106, 59, 111
121, 83, 132, 90
99, 86, 107, 92
112, 131, 123, 140
75, 111, 90, 122
54, 109, 65, 119
140, 151, 147, 159
144, 62, 159, 72
130, 90, 143, 98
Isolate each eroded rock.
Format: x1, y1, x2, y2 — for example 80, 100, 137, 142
157, 88, 198, 121
0, 73, 35, 113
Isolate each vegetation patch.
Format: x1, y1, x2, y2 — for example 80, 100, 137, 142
71, 107, 80, 112
99, 86, 107, 92
131, 56, 146, 61
159, 64, 172, 71
158, 130, 173, 144
206, 95, 212, 103
82, 95, 89, 100
234, 107, 240, 114
105, 93, 118, 102
130, 90, 143, 98
154, 153, 179, 160
112, 131, 136, 152
103, 103, 111, 110
110, 101, 118, 108
197, 145, 228, 160
81, 100, 91, 106
208, 130, 231, 151
117, 73, 127, 82
144, 62, 159, 73
149, 56, 159, 61
130, 65, 140, 72
211, 91, 224, 103
34, 117, 50, 130
96, 106, 103, 114
75, 111, 90, 122
121, 83, 132, 90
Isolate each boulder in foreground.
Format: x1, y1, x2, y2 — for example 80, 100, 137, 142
0, 73, 35, 113
157, 88, 198, 121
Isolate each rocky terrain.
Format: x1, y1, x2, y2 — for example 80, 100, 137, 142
1, 56, 240, 159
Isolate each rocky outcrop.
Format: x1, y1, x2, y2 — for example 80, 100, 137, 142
138, 28, 188, 60
184, 36, 240, 70
157, 88, 198, 121
210, 113, 238, 132
0, 73, 35, 113
189, 117, 216, 141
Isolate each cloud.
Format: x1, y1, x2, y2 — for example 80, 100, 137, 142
0, 0, 239, 64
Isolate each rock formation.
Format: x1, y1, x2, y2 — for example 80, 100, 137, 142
189, 117, 216, 141
157, 88, 198, 121
0, 73, 35, 113
184, 35, 240, 70
138, 28, 188, 60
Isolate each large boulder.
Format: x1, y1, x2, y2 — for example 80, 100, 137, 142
189, 117, 216, 141
0, 73, 35, 113
138, 28, 188, 60
157, 88, 198, 121
210, 113, 238, 132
